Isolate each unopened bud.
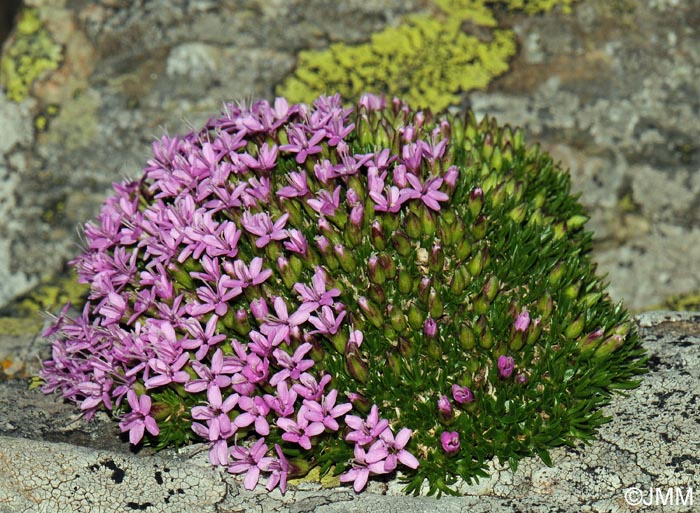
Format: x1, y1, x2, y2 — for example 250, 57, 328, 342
508, 204, 527, 224
389, 305, 407, 332
549, 262, 567, 287
468, 187, 484, 218
565, 314, 585, 339
407, 303, 425, 330
424, 318, 438, 339
345, 343, 369, 383
471, 215, 488, 240
421, 208, 437, 236
449, 270, 466, 296
392, 231, 413, 256
458, 323, 475, 350
537, 292, 554, 321
250, 298, 269, 322
370, 221, 386, 250
335, 244, 356, 273
368, 283, 386, 304
378, 253, 397, 279
593, 334, 625, 358
482, 275, 499, 301
358, 296, 383, 328
429, 244, 445, 273
398, 268, 414, 294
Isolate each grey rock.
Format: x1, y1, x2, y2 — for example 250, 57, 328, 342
0, 312, 697, 512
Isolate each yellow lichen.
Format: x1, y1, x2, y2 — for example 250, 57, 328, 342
278, 0, 577, 111
0, 7, 63, 103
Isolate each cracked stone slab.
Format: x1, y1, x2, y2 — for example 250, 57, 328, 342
0, 312, 698, 512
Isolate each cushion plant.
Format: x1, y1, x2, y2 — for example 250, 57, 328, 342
39, 93, 647, 496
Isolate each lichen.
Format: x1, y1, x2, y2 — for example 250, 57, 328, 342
0, 7, 63, 103
278, 0, 577, 112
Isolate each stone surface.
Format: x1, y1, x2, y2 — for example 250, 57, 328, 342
0, 312, 698, 512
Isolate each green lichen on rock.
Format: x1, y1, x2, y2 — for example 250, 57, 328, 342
278, 0, 576, 112
0, 7, 62, 103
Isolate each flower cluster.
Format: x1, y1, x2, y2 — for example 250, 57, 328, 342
40, 93, 644, 496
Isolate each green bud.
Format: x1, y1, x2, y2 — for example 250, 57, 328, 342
406, 212, 422, 239
330, 330, 348, 354
429, 245, 445, 272
509, 333, 524, 351
370, 221, 386, 250
368, 284, 386, 304
455, 239, 472, 261
537, 292, 554, 321
426, 340, 442, 360
471, 215, 488, 240
482, 275, 499, 301
565, 314, 585, 339
549, 262, 567, 287
458, 323, 476, 350
378, 253, 397, 279
429, 289, 444, 318
564, 282, 580, 300
567, 214, 588, 230
579, 292, 602, 309
389, 306, 407, 332
398, 336, 415, 357
532, 190, 546, 209
473, 293, 489, 315
345, 343, 369, 383
398, 269, 414, 294
490, 183, 507, 208
421, 208, 437, 236
508, 204, 527, 224
407, 303, 425, 330
392, 231, 413, 256
553, 220, 567, 240
468, 247, 488, 278
468, 187, 484, 218
593, 334, 625, 358
478, 325, 493, 349
386, 350, 401, 376
526, 320, 541, 345
359, 297, 383, 328
449, 270, 466, 296
490, 146, 503, 172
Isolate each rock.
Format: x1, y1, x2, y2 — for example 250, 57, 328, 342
0, 312, 697, 512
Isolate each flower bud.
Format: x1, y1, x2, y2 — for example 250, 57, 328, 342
497, 355, 515, 378
508, 204, 527, 224
388, 305, 407, 332
385, 350, 401, 376
429, 244, 445, 273
526, 317, 541, 345
347, 391, 371, 413
449, 270, 466, 296
345, 343, 369, 383
250, 297, 268, 322
367, 255, 385, 285
455, 239, 472, 261
368, 283, 386, 304
452, 383, 474, 404
277, 256, 297, 289
548, 262, 567, 287
458, 323, 476, 350
438, 395, 452, 419
429, 290, 444, 319
514, 310, 530, 332
475, 316, 493, 349
349, 203, 364, 226
405, 212, 422, 239
444, 165, 459, 192
346, 188, 361, 207
418, 277, 432, 305
393, 164, 408, 187
370, 221, 386, 250
391, 230, 413, 256
593, 334, 625, 358
565, 314, 585, 339
567, 214, 588, 230
358, 296, 383, 328
471, 215, 488, 240
398, 268, 414, 294
537, 292, 554, 321
421, 208, 437, 236
378, 253, 396, 279
468, 187, 484, 218
473, 293, 489, 315
482, 275, 499, 301
407, 303, 425, 330
334, 244, 356, 273
423, 318, 437, 339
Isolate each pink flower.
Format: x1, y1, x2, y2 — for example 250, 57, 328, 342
400, 174, 449, 211
308, 305, 347, 335
498, 355, 515, 378
345, 404, 389, 446
379, 427, 419, 471
339, 442, 389, 492
293, 267, 341, 311
271, 342, 315, 386
440, 431, 460, 455
514, 310, 530, 332
451, 384, 474, 404
260, 444, 289, 493
241, 211, 289, 248
261, 297, 314, 346
235, 395, 272, 436
303, 389, 352, 431
119, 390, 160, 445
228, 438, 268, 490
437, 395, 452, 417
277, 170, 309, 198
277, 405, 325, 449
